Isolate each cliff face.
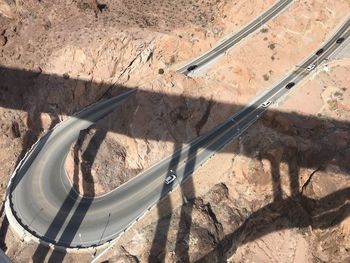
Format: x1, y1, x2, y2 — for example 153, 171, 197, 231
0, 0, 349, 262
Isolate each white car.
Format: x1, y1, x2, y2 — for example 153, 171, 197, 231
165, 171, 177, 185
306, 64, 316, 71
261, 101, 272, 108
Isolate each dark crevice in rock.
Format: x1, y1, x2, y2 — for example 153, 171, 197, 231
119, 43, 153, 79
146, 50, 153, 62
11, 121, 20, 138
121, 245, 140, 263
300, 166, 321, 196
97, 3, 108, 12
206, 203, 222, 230
195, 97, 213, 136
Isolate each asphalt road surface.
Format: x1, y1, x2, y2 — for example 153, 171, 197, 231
5, 19, 350, 249
177, 0, 293, 75
0, 249, 12, 263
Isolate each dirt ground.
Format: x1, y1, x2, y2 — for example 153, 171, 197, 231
0, 0, 349, 262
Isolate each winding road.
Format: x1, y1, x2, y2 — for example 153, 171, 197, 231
5, 12, 350, 252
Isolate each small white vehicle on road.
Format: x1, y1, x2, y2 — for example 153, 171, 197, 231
306, 64, 316, 71
165, 170, 177, 185
261, 101, 272, 108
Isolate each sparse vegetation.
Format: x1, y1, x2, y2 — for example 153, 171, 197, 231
260, 27, 269, 33
165, 55, 176, 66
158, 68, 165, 74
327, 99, 338, 111
268, 43, 276, 50
334, 91, 343, 97
263, 74, 269, 81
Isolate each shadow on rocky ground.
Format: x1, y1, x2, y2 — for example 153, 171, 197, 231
195, 186, 350, 262
0, 66, 349, 261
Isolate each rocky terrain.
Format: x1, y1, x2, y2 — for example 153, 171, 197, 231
0, 0, 349, 262
66, 0, 350, 196
99, 60, 350, 263
0, 0, 274, 198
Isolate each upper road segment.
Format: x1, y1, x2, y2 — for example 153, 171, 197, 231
177, 0, 294, 75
